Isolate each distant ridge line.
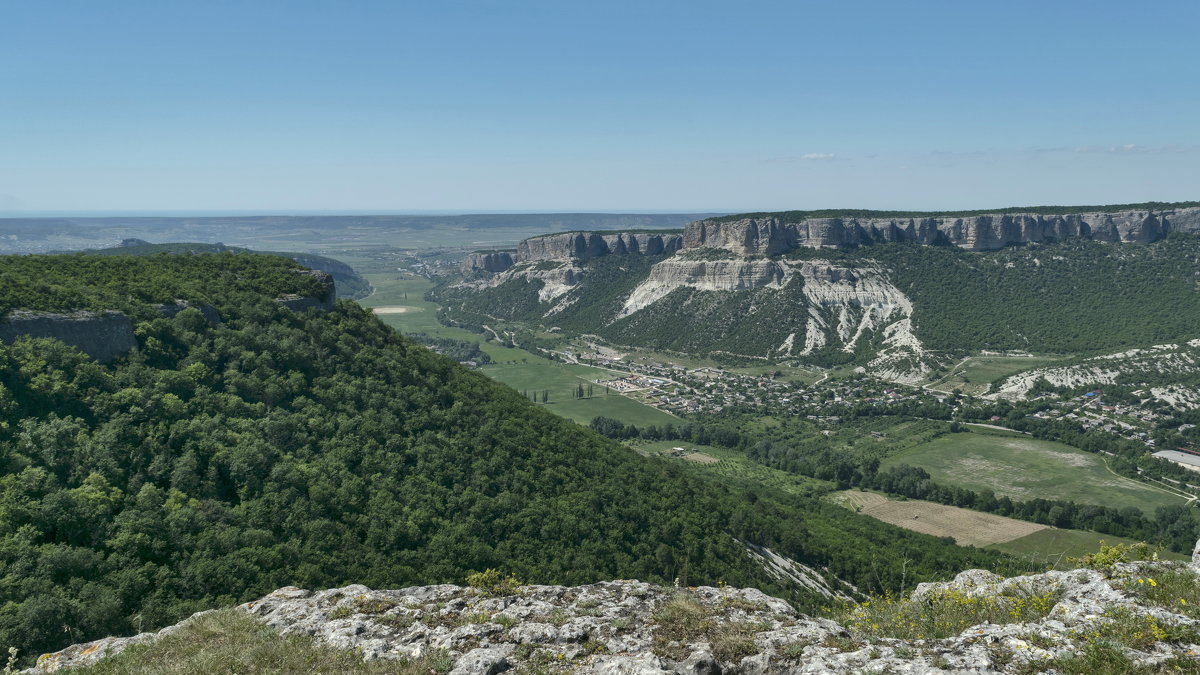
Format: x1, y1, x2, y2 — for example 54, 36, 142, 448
711, 200, 1200, 223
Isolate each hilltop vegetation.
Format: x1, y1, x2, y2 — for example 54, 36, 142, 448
0, 255, 1012, 664
0, 253, 326, 318
82, 241, 372, 299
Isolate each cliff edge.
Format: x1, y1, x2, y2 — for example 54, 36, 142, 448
30, 545, 1200, 673
685, 206, 1200, 254
463, 232, 684, 273
0, 310, 137, 363
0, 268, 336, 363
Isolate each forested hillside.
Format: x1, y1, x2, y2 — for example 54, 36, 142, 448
832, 234, 1200, 354
0, 253, 326, 317
438, 234, 1200, 367
81, 241, 372, 299
0, 254, 1011, 664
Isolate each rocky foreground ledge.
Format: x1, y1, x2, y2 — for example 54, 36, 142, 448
30, 559, 1200, 674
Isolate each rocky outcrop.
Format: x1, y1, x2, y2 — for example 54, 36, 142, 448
152, 300, 221, 325
684, 206, 1200, 253
515, 232, 683, 263
456, 262, 586, 309
991, 339, 1200, 406
31, 552, 1200, 674
275, 269, 336, 312
618, 259, 793, 317
285, 254, 372, 299
463, 251, 517, 274
0, 310, 136, 363
462, 233, 682, 274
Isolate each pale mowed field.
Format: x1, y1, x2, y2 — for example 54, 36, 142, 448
836, 490, 1047, 547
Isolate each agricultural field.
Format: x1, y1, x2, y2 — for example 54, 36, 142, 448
482, 362, 678, 427
831, 491, 1190, 565
360, 273, 535, 362
926, 354, 1066, 395
831, 490, 1047, 547
632, 440, 833, 499
883, 428, 1186, 513
989, 528, 1190, 565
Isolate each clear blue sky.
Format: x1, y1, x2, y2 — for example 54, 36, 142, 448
3, 0, 1197, 213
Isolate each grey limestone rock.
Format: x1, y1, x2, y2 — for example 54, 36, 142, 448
514, 231, 684, 264
463, 251, 517, 274
683, 206, 1200, 254
0, 309, 136, 362
29, 549, 1200, 674
152, 300, 221, 325
275, 269, 336, 312
449, 646, 512, 675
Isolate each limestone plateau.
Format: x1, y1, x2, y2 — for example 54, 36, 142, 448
31, 547, 1200, 674
464, 205, 1200, 274
463, 232, 683, 273
445, 202, 1200, 383
685, 206, 1200, 254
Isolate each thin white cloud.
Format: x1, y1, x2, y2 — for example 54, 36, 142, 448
764, 153, 838, 163
1033, 143, 1195, 155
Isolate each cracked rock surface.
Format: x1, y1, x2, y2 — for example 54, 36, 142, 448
29, 559, 1200, 673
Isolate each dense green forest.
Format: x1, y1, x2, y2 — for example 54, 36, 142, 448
710, 201, 1200, 223
0, 255, 1015, 664
405, 333, 492, 363
0, 253, 327, 318
833, 234, 1200, 354
80, 241, 372, 299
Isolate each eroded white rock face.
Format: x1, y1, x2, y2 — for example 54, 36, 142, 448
611, 258, 930, 383
742, 541, 856, 601
456, 262, 586, 304
618, 260, 793, 317
33, 556, 1200, 674
993, 342, 1200, 406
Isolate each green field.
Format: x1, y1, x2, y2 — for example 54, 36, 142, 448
631, 440, 833, 498
484, 362, 678, 427
988, 528, 1189, 565
361, 274, 537, 362
359, 272, 677, 427
883, 429, 1186, 513
927, 354, 1066, 394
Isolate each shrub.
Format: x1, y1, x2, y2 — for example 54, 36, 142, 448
1116, 568, 1200, 620
1068, 541, 1159, 570
465, 569, 523, 597
835, 584, 1062, 641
